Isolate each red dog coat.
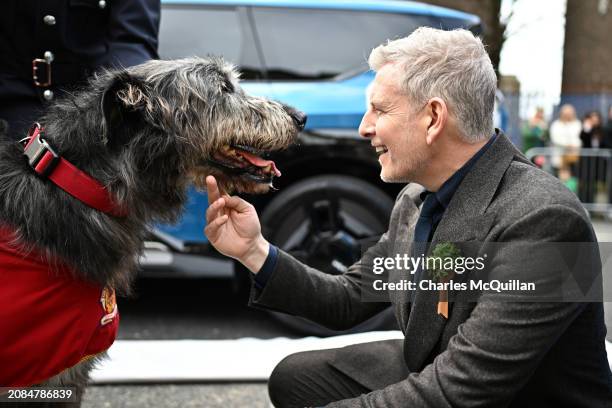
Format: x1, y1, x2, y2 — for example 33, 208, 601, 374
0, 225, 119, 386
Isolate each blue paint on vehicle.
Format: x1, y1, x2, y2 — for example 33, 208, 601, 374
155, 187, 209, 242
242, 71, 375, 130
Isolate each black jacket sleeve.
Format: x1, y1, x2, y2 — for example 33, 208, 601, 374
101, 0, 160, 68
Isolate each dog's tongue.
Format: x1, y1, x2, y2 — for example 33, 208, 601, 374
239, 151, 281, 177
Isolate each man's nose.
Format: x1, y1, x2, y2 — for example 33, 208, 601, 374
358, 112, 375, 139
283, 105, 307, 131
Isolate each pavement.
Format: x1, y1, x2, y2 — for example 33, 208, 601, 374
591, 219, 612, 241
83, 384, 270, 408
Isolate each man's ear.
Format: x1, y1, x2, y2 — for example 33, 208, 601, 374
425, 97, 447, 145
100, 72, 148, 147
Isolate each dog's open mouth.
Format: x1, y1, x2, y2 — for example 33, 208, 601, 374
207, 144, 281, 184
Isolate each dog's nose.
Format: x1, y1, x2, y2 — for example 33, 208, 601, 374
292, 110, 307, 131
283, 105, 307, 131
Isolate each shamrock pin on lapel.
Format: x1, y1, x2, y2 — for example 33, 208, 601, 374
428, 242, 461, 319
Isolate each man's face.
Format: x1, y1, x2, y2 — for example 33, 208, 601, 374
359, 64, 428, 183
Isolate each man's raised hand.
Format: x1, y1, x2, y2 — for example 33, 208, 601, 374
204, 176, 270, 272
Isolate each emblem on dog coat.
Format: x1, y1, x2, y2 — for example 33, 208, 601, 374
100, 287, 118, 326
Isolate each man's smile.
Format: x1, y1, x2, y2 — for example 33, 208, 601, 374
374, 145, 389, 157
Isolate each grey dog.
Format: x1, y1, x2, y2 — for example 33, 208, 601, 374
0, 57, 304, 406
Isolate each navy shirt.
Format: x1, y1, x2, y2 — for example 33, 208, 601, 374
421, 133, 498, 237
253, 243, 278, 289
254, 133, 498, 289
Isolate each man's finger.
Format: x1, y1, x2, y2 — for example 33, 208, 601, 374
206, 175, 221, 205
204, 214, 228, 241
206, 197, 226, 224
223, 195, 253, 213
206, 176, 228, 221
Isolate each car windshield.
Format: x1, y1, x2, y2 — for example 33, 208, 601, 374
159, 5, 446, 81
159, 5, 264, 80
251, 8, 436, 80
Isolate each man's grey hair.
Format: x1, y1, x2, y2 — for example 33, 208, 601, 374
368, 27, 497, 142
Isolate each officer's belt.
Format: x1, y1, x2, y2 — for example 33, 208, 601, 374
0, 58, 92, 87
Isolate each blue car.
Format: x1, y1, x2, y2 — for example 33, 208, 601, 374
145, 0, 479, 334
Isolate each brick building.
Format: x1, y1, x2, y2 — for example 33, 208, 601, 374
560, 0, 611, 118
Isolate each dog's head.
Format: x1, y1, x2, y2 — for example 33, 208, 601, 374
98, 57, 304, 196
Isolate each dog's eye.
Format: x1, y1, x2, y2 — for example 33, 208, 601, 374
222, 78, 235, 93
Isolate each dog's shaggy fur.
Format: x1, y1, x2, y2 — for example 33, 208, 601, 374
0, 57, 302, 406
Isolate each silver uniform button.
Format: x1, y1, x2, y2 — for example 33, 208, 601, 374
43, 90, 54, 101
43, 51, 54, 63
43, 15, 56, 26
98, 0, 106, 9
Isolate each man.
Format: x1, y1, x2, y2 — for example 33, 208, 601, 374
205, 28, 611, 407
0, 0, 160, 140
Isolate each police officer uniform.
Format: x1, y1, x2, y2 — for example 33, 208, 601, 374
0, 0, 160, 140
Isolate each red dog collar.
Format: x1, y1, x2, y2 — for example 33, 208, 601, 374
22, 123, 127, 217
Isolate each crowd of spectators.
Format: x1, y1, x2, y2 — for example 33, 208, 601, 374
522, 104, 612, 201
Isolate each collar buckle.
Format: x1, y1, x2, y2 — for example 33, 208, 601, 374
21, 122, 127, 217
23, 124, 60, 177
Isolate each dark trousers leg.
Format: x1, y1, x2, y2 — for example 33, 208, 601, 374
268, 348, 371, 408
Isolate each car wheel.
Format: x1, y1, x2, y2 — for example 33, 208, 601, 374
260, 175, 397, 336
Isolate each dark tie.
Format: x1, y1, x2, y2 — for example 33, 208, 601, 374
411, 193, 440, 302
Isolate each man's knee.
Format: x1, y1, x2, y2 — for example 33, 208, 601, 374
268, 347, 370, 407
268, 352, 306, 407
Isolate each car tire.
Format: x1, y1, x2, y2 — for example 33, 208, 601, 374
260, 175, 397, 336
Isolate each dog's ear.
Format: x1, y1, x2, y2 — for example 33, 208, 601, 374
101, 72, 149, 147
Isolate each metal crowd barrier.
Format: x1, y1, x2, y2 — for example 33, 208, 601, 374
525, 147, 612, 214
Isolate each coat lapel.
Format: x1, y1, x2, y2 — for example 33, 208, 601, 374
403, 132, 525, 372
387, 184, 423, 327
